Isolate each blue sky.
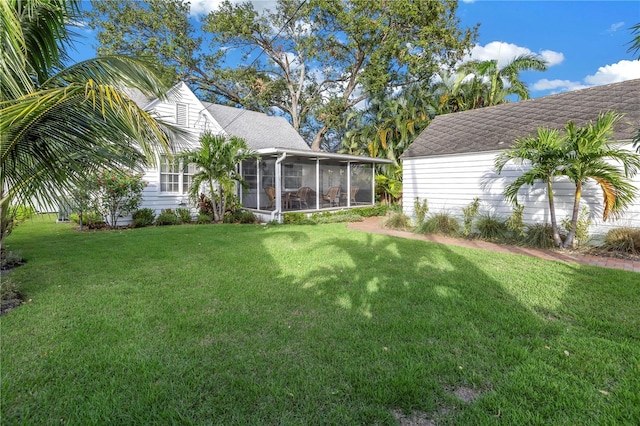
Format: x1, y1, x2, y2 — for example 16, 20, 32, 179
73, 0, 640, 98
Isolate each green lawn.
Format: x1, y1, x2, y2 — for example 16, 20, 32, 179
2, 216, 639, 425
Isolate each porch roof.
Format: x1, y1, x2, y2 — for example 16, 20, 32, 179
255, 148, 393, 164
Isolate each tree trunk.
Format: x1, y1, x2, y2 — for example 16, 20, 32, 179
563, 182, 582, 248
209, 180, 219, 222
310, 125, 329, 152
546, 179, 562, 247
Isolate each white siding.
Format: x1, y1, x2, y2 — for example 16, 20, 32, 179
125, 82, 227, 223
402, 143, 640, 241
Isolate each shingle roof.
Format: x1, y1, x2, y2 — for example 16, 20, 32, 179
203, 103, 310, 151
402, 79, 640, 159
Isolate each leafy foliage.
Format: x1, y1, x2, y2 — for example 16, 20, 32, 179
132, 208, 155, 228
93, 171, 146, 229
413, 197, 430, 227
383, 212, 412, 231
416, 212, 460, 236
476, 213, 508, 241
523, 223, 556, 249
87, 0, 476, 150
603, 227, 640, 254
561, 206, 591, 247
175, 208, 192, 224
461, 197, 480, 237
1, 0, 174, 248
178, 132, 256, 222
155, 209, 180, 226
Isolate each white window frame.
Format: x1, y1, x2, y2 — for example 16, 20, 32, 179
159, 155, 195, 194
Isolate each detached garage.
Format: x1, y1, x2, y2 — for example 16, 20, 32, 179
402, 79, 640, 239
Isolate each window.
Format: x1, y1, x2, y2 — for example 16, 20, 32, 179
160, 155, 195, 193
283, 164, 302, 189
176, 103, 188, 126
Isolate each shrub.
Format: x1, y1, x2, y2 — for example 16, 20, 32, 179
384, 212, 412, 230
69, 211, 105, 229
196, 213, 213, 224
561, 206, 591, 247
155, 209, 179, 226
461, 197, 480, 237
476, 213, 508, 241
238, 211, 257, 224
13, 206, 35, 221
1, 250, 24, 270
283, 212, 314, 225
524, 223, 555, 249
413, 198, 429, 227
416, 212, 460, 236
93, 171, 146, 228
132, 208, 155, 228
176, 208, 192, 224
350, 205, 389, 217
315, 214, 363, 224
506, 205, 526, 238
602, 227, 640, 254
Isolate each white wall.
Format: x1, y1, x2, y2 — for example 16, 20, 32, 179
402, 143, 640, 241
120, 83, 225, 224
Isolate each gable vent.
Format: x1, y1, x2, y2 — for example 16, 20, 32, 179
176, 103, 188, 126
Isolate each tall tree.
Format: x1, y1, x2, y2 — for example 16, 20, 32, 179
561, 112, 640, 248
1, 0, 175, 249
458, 54, 547, 107
495, 127, 566, 247
178, 132, 256, 222
88, 0, 476, 150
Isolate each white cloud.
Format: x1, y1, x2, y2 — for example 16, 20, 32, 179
607, 21, 625, 33
531, 79, 588, 92
539, 50, 565, 67
584, 59, 640, 85
190, 0, 278, 15
466, 41, 563, 68
531, 59, 640, 94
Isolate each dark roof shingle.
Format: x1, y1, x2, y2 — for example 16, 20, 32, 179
402, 79, 640, 158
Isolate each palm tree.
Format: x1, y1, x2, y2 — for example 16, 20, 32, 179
459, 54, 547, 107
495, 127, 566, 247
1, 0, 175, 249
178, 132, 256, 222
561, 112, 640, 248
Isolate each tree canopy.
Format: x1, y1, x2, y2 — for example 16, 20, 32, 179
87, 0, 477, 150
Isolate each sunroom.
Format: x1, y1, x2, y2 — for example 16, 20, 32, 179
239, 148, 393, 222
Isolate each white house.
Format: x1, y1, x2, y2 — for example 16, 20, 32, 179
125, 82, 390, 223
401, 79, 640, 240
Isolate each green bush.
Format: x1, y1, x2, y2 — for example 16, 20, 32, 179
524, 223, 555, 249
223, 210, 257, 224
283, 212, 314, 225
476, 213, 508, 241
1, 276, 24, 315
506, 205, 526, 238
176, 208, 192, 224
461, 198, 480, 237
384, 212, 412, 230
315, 214, 363, 224
350, 205, 389, 217
155, 209, 179, 226
70, 211, 105, 229
416, 212, 460, 236
561, 206, 591, 247
413, 198, 429, 227
196, 213, 213, 224
13, 206, 36, 221
132, 208, 155, 228
602, 227, 640, 254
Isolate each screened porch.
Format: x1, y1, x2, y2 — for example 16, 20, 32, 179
239, 148, 391, 219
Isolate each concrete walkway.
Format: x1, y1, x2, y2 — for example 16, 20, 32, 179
348, 216, 640, 273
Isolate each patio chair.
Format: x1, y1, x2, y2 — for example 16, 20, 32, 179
321, 186, 341, 207
341, 186, 359, 205
288, 186, 311, 209
264, 186, 276, 209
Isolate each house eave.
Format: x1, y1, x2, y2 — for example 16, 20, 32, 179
256, 147, 393, 164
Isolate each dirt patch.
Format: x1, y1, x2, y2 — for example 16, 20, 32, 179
391, 409, 436, 426
448, 386, 483, 403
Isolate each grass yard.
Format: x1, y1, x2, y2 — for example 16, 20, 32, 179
1, 216, 639, 425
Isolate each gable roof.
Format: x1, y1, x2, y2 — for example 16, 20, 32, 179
402, 79, 640, 159
203, 103, 310, 151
